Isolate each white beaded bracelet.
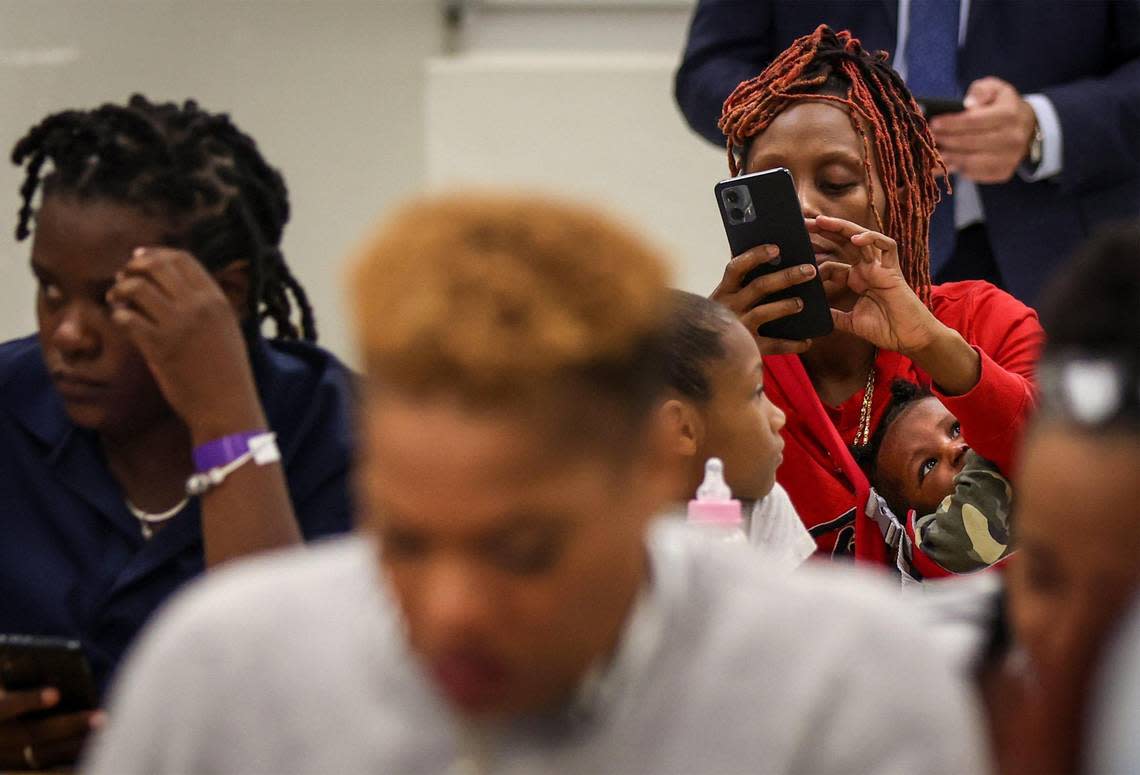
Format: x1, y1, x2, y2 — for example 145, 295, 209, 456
185, 432, 281, 496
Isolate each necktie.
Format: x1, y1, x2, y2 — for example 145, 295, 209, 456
905, 0, 961, 273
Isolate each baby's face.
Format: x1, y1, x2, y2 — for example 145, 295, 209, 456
876, 397, 968, 516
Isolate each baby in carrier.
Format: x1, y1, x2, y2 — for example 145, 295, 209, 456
854, 380, 1014, 574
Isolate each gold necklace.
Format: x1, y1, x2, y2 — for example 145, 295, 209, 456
855, 350, 878, 448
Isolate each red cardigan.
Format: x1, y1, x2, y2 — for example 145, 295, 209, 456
766, 281, 1043, 576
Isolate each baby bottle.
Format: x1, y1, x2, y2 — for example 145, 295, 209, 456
686, 457, 747, 544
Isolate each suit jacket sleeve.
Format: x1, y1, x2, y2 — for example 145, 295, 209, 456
674, 0, 773, 145
1039, 1, 1140, 195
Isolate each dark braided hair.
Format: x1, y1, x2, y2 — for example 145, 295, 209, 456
11, 94, 316, 341
851, 378, 928, 481
1040, 221, 1140, 362
1036, 220, 1140, 431
719, 25, 946, 304
662, 290, 736, 402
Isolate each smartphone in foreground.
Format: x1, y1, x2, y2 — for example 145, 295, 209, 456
0, 635, 97, 715
715, 167, 833, 341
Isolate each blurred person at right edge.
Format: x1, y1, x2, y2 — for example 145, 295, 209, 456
708, 26, 1043, 579
978, 221, 1140, 774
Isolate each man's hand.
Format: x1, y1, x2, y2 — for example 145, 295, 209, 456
929, 77, 1037, 184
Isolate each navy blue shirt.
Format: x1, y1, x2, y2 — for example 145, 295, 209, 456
0, 334, 356, 698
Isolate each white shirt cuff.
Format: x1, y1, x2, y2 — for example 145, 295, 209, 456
1020, 94, 1063, 181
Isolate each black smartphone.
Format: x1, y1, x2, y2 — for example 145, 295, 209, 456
715, 167, 833, 341
0, 635, 97, 715
915, 96, 965, 117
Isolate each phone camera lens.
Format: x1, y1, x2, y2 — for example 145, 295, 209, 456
729, 207, 745, 221
725, 189, 739, 204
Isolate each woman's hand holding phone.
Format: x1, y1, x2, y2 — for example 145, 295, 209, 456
0, 687, 104, 770
711, 244, 819, 356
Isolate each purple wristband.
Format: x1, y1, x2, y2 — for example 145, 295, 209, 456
193, 431, 267, 472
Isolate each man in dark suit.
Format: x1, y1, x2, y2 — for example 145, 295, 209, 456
675, 0, 1140, 305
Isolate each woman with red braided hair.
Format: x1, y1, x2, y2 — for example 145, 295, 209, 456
710, 26, 1043, 578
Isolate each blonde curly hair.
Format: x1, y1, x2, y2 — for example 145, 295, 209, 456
350, 191, 673, 430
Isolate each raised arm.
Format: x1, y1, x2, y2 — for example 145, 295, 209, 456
813, 215, 1043, 474
108, 247, 302, 567
928, 283, 1042, 476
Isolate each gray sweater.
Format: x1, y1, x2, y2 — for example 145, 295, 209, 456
85, 523, 988, 775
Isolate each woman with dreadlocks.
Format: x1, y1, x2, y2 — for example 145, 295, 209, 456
710, 26, 1043, 577
0, 95, 354, 769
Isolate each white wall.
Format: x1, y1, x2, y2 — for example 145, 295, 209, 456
0, 0, 442, 363
429, 1, 732, 295
426, 52, 728, 294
